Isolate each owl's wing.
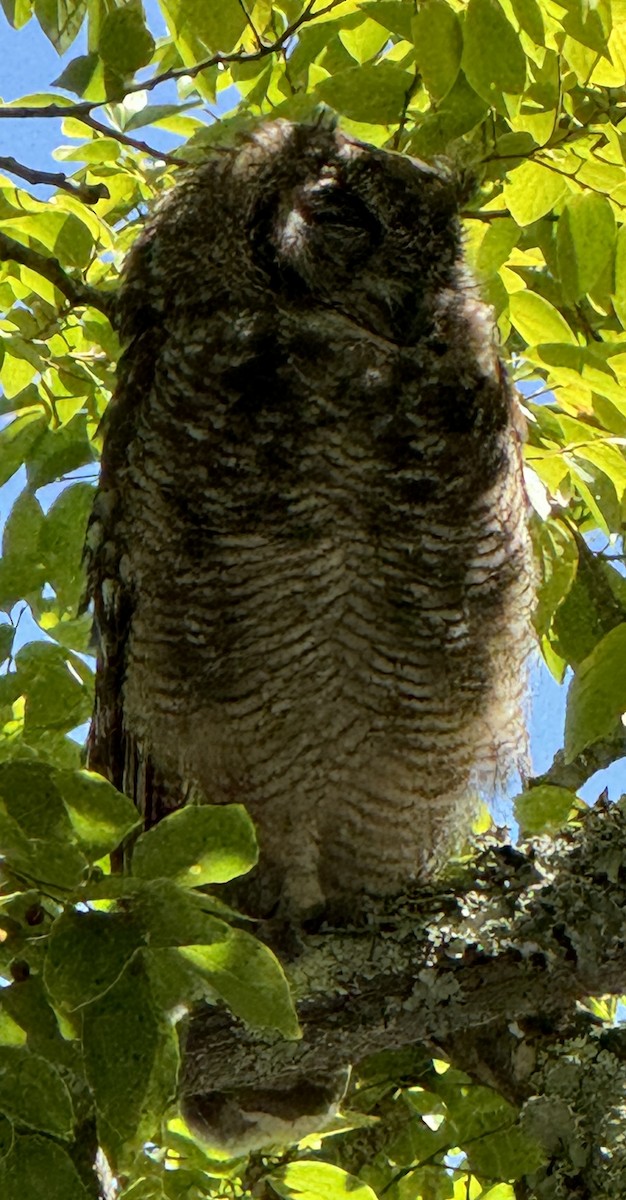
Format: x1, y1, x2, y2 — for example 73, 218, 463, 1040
84, 325, 188, 828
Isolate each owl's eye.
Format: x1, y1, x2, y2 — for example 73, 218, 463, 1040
306, 189, 381, 244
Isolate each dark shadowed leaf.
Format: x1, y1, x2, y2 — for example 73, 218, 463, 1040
315, 63, 413, 123
0, 1135, 89, 1200
83, 958, 179, 1164
557, 194, 616, 302
99, 5, 155, 76
0, 1046, 73, 1135
412, 0, 462, 100
462, 0, 526, 107
45, 908, 145, 1010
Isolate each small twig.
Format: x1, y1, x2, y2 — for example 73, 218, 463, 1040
0, 155, 109, 204
0, 0, 343, 121
76, 114, 188, 167
0, 231, 115, 319
236, 0, 264, 51
392, 67, 421, 152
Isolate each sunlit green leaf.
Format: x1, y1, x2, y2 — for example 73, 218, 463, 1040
131, 804, 258, 886
270, 1161, 377, 1200
509, 291, 576, 345
514, 784, 579, 834
179, 928, 300, 1037
565, 623, 626, 759
503, 160, 569, 226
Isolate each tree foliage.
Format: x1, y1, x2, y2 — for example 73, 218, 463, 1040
0, 1, 626, 1197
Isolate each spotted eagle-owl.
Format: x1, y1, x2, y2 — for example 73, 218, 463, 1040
86, 117, 534, 924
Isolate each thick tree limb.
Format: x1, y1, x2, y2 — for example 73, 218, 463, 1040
0, 231, 115, 319
182, 799, 626, 1197
531, 728, 626, 792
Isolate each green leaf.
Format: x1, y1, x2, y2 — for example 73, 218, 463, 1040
412, 0, 462, 100
170, 0, 247, 52
462, 0, 527, 108
503, 160, 569, 225
14, 641, 92, 735
2, 490, 43, 562
315, 62, 414, 124
0, 761, 88, 887
39, 482, 94, 611
565, 623, 626, 760
52, 52, 101, 97
82, 958, 179, 1164
179, 927, 300, 1037
509, 291, 576, 345
0, 1135, 90, 1200
531, 517, 578, 637
614, 224, 626, 330
53, 211, 93, 269
0, 624, 15, 663
0, 0, 33, 29
131, 804, 258, 887
467, 1123, 545, 1179
339, 17, 388, 64
474, 218, 520, 278
34, 0, 86, 53
407, 71, 487, 157
270, 1161, 377, 1200
0, 411, 47, 488
557, 194, 616, 302
510, 0, 545, 43
26, 413, 95, 490
57, 769, 140, 859
45, 909, 145, 1010
360, 1, 413, 40
0, 1046, 73, 1136
514, 785, 578, 834
99, 4, 155, 76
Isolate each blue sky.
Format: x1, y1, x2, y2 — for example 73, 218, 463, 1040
0, 9, 624, 811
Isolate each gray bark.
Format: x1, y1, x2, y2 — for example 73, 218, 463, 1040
182, 796, 626, 1198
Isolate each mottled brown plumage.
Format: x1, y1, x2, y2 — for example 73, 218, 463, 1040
87, 117, 534, 924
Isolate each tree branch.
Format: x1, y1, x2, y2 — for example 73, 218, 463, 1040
0, 155, 109, 203
76, 115, 189, 166
182, 798, 626, 1196
0, 231, 115, 319
0, 0, 344, 121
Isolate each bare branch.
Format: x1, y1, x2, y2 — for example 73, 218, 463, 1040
0, 231, 115, 319
75, 115, 189, 166
0, 154, 109, 203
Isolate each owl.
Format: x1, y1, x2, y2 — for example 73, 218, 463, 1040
86, 116, 534, 924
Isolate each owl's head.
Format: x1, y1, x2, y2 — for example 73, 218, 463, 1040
237, 117, 463, 341
118, 116, 463, 346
